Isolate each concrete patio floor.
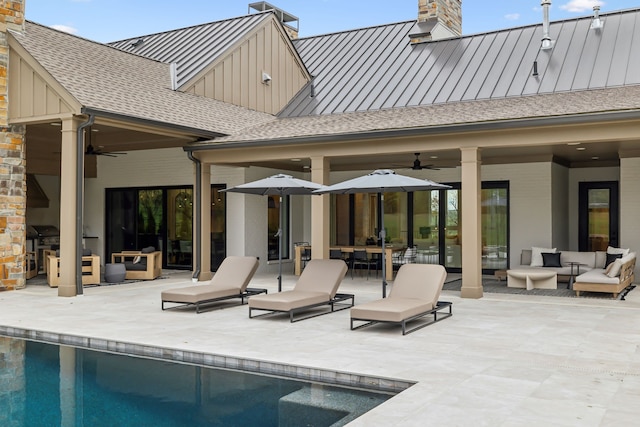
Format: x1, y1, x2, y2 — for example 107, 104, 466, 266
2, 271, 640, 426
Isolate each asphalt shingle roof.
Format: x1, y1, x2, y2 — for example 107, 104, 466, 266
11, 21, 274, 136
207, 85, 640, 144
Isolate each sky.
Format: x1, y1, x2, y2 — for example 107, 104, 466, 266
24, 0, 639, 43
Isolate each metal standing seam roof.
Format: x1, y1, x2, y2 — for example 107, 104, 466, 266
11, 21, 275, 136
108, 12, 273, 89
280, 7, 640, 117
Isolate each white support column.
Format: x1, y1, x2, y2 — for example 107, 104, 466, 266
58, 117, 80, 297
310, 156, 330, 259
460, 147, 483, 299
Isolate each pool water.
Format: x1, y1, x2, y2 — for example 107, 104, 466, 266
0, 337, 392, 427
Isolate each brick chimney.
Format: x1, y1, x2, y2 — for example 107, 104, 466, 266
0, 0, 27, 290
410, 0, 462, 43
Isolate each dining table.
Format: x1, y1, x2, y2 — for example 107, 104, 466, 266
294, 245, 404, 281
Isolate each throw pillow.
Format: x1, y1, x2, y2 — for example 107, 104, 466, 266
606, 259, 623, 278
607, 246, 630, 256
531, 246, 556, 267
542, 252, 562, 267
605, 253, 622, 268
604, 261, 616, 276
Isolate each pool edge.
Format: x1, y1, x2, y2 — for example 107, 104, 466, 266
0, 325, 414, 394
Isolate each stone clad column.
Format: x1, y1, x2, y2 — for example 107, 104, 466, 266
460, 147, 483, 299
0, 0, 26, 290
310, 156, 329, 260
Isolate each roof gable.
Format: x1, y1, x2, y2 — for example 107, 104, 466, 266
8, 33, 79, 121
109, 14, 271, 88
110, 12, 310, 114
10, 21, 275, 136
282, 8, 640, 117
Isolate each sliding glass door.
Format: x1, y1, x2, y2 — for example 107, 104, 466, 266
330, 181, 509, 273
106, 185, 226, 270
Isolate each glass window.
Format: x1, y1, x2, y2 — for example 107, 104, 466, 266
354, 193, 377, 246
211, 186, 226, 270
413, 190, 439, 264
481, 187, 508, 270
332, 194, 351, 246
588, 189, 610, 251
383, 192, 408, 247
167, 188, 192, 268
267, 195, 289, 261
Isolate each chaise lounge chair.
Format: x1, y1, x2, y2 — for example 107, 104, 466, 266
161, 256, 264, 313
350, 264, 452, 335
248, 259, 353, 322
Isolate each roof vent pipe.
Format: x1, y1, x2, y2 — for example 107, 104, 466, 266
540, 0, 553, 50
590, 5, 603, 30
170, 63, 178, 90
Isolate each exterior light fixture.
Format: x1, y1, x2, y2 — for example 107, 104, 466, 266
262, 71, 272, 85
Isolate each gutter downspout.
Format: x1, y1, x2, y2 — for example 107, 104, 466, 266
187, 151, 202, 281
76, 114, 95, 295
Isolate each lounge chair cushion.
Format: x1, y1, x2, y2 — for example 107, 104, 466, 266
248, 259, 348, 311
389, 263, 447, 308
350, 264, 448, 330
161, 285, 243, 304
290, 259, 348, 297
208, 255, 259, 291
161, 256, 259, 304
351, 298, 432, 323
248, 291, 328, 311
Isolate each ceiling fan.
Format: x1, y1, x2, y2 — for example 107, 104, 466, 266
85, 143, 126, 157
85, 128, 126, 157
396, 153, 443, 170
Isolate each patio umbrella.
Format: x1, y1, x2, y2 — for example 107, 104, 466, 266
222, 174, 326, 292
314, 169, 450, 297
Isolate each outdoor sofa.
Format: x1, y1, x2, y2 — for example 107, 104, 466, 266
514, 247, 608, 282
161, 256, 263, 313
248, 259, 352, 322
350, 263, 452, 335
573, 252, 636, 298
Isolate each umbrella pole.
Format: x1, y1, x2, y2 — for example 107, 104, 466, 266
278, 195, 283, 292
380, 193, 388, 298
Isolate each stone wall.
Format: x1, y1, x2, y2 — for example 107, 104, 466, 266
0, 0, 26, 290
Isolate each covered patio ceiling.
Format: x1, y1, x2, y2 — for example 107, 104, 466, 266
25, 120, 201, 176
203, 138, 629, 173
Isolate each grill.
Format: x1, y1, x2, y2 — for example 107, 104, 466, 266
27, 225, 60, 272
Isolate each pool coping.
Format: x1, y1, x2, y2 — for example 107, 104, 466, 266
0, 325, 414, 394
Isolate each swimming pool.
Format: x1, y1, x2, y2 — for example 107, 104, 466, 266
0, 335, 396, 426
